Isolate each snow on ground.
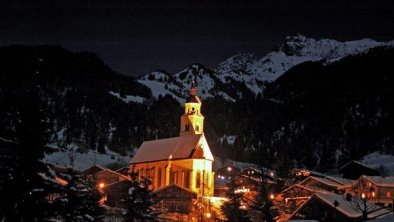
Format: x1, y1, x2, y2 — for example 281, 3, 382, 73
109, 91, 145, 104
360, 151, 394, 176
44, 146, 131, 171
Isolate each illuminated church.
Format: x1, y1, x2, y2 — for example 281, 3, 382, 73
130, 84, 214, 197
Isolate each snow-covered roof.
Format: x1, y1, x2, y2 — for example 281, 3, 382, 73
290, 191, 390, 219
153, 183, 197, 197
326, 176, 354, 186
96, 168, 130, 181
132, 134, 213, 164
340, 160, 373, 170
362, 175, 394, 187
368, 214, 394, 222
280, 184, 324, 194
299, 176, 343, 188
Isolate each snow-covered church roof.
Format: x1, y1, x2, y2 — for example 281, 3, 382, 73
132, 134, 214, 164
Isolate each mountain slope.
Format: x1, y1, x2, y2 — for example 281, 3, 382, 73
139, 36, 394, 99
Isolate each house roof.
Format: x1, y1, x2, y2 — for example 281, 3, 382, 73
326, 176, 354, 186
82, 164, 106, 175
368, 214, 394, 222
290, 191, 390, 220
153, 183, 197, 197
299, 176, 343, 188
132, 134, 213, 164
340, 160, 377, 171
280, 184, 324, 194
362, 175, 394, 187
96, 168, 130, 181
185, 95, 201, 103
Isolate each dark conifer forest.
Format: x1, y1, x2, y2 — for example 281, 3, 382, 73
1, 45, 394, 174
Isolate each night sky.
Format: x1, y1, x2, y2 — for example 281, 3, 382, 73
1, 0, 394, 76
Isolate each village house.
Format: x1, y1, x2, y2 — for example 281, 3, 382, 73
340, 160, 380, 180
130, 84, 215, 214
339, 175, 394, 207
278, 175, 354, 214
287, 191, 390, 222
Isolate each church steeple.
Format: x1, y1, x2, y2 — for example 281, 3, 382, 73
180, 81, 204, 136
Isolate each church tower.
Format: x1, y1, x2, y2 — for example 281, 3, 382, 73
180, 83, 204, 136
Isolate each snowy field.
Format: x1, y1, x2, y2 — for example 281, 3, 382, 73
44, 148, 131, 171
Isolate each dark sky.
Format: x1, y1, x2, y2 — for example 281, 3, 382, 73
1, 0, 394, 76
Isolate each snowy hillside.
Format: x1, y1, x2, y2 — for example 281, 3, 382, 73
138, 64, 235, 103
360, 152, 394, 176
44, 146, 131, 171
137, 35, 394, 99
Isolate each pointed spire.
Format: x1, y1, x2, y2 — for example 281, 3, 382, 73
190, 80, 197, 96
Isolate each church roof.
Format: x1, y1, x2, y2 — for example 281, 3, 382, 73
185, 95, 201, 103
132, 134, 213, 164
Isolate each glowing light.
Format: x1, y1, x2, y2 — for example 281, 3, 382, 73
270, 194, 275, 200
206, 212, 211, 218
270, 172, 274, 177
227, 166, 232, 172
99, 182, 105, 189
234, 187, 250, 193
361, 193, 366, 199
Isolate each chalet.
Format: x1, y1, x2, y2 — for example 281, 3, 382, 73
82, 164, 106, 175
130, 84, 215, 197
95, 168, 130, 187
288, 191, 390, 222
279, 176, 354, 213
154, 184, 197, 214
340, 160, 380, 180
115, 166, 130, 176
103, 180, 131, 208
341, 175, 394, 207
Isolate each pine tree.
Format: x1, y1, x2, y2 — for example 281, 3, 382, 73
248, 182, 275, 222
123, 172, 157, 222
221, 180, 251, 222
0, 82, 58, 221
56, 168, 104, 222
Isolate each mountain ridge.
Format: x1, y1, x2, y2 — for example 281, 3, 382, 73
137, 35, 394, 101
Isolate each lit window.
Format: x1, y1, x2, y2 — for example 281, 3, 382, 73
387, 192, 391, 198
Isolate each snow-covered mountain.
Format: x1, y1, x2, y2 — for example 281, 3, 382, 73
137, 35, 394, 102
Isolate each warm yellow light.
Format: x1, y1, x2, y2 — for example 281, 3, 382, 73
372, 192, 376, 198
270, 194, 275, 200
361, 193, 366, 199
227, 166, 232, 172
206, 212, 211, 218
99, 182, 105, 189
